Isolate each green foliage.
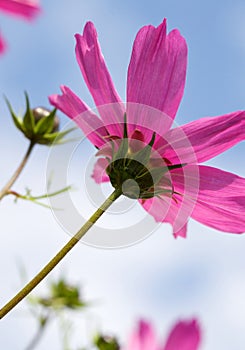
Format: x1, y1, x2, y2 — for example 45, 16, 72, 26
36, 278, 87, 310
94, 334, 120, 350
5, 92, 75, 145
9, 185, 72, 208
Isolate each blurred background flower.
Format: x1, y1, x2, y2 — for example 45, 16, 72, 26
0, 0, 40, 54
123, 319, 201, 350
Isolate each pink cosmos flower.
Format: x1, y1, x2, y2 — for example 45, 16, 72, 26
49, 20, 245, 238
0, 31, 6, 53
0, 0, 40, 54
123, 319, 201, 350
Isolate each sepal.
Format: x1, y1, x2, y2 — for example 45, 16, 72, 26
94, 334, 120, 350
30, 278, 87, 310
5, 93, 75, 146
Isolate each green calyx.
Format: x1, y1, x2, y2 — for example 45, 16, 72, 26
105, 114, 184, 200
33, 278, 87, 310
94, 334, 120, 350
5, 92, 74, 146
107, 158, 155, 199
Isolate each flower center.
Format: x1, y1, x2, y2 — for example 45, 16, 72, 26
101, 114, 185, 200
106, 158, 155, 199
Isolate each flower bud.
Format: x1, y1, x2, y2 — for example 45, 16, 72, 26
36, 278, 86, 310
32, 106, 60, 132
6, 93, 75, 146
94, 334, 120, 350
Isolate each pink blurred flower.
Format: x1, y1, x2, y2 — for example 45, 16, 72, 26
0, 31, 7, 53
123, 319, 201, 350
50, 20, 245, 238
0, 0, 40, 54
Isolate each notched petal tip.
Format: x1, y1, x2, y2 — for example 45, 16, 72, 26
164, 318, 201, 350
75, 20, 124, 137
173, 223, 188, 239
127, 17, 187, 119
75, 21, 96, 44
83, 20, 97, 34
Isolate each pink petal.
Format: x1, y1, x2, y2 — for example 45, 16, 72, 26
0, 32, 7, 54
126, 104, 173, 147
190, 166, 245, 233
171, 165, 245, 233
163, 319, 201, 350
91, 158, 110, 184
75, 22, 125, 136
139, 164, 200, 237
173, 222, 187, 238
140, 195, 189, 238
123, 320, 158, 350
127, 19, 187, 120
168, 165, 245, 233
0, 0, 40, 20
157, 111, 245, 164
49, 86, 109, 148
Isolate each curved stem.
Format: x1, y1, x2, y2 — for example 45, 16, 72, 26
0, 141, 35, 200
24, 315, 50, 350
0, 188, 121, 319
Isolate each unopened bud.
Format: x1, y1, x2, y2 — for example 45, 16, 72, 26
94, 334, 120, 350
32, 106, 60, 132
7, 93, 74, 146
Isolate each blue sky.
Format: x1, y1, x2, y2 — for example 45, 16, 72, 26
0, 0, 245, 349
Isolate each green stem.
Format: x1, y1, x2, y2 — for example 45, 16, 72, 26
0, 141, 35, 200
0, 188, 121, 319
24, 315, 50, 350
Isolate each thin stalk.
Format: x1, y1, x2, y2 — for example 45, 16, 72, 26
0, 188, 121, 319
0, 141, 35, 200
24, 316, 50, 350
